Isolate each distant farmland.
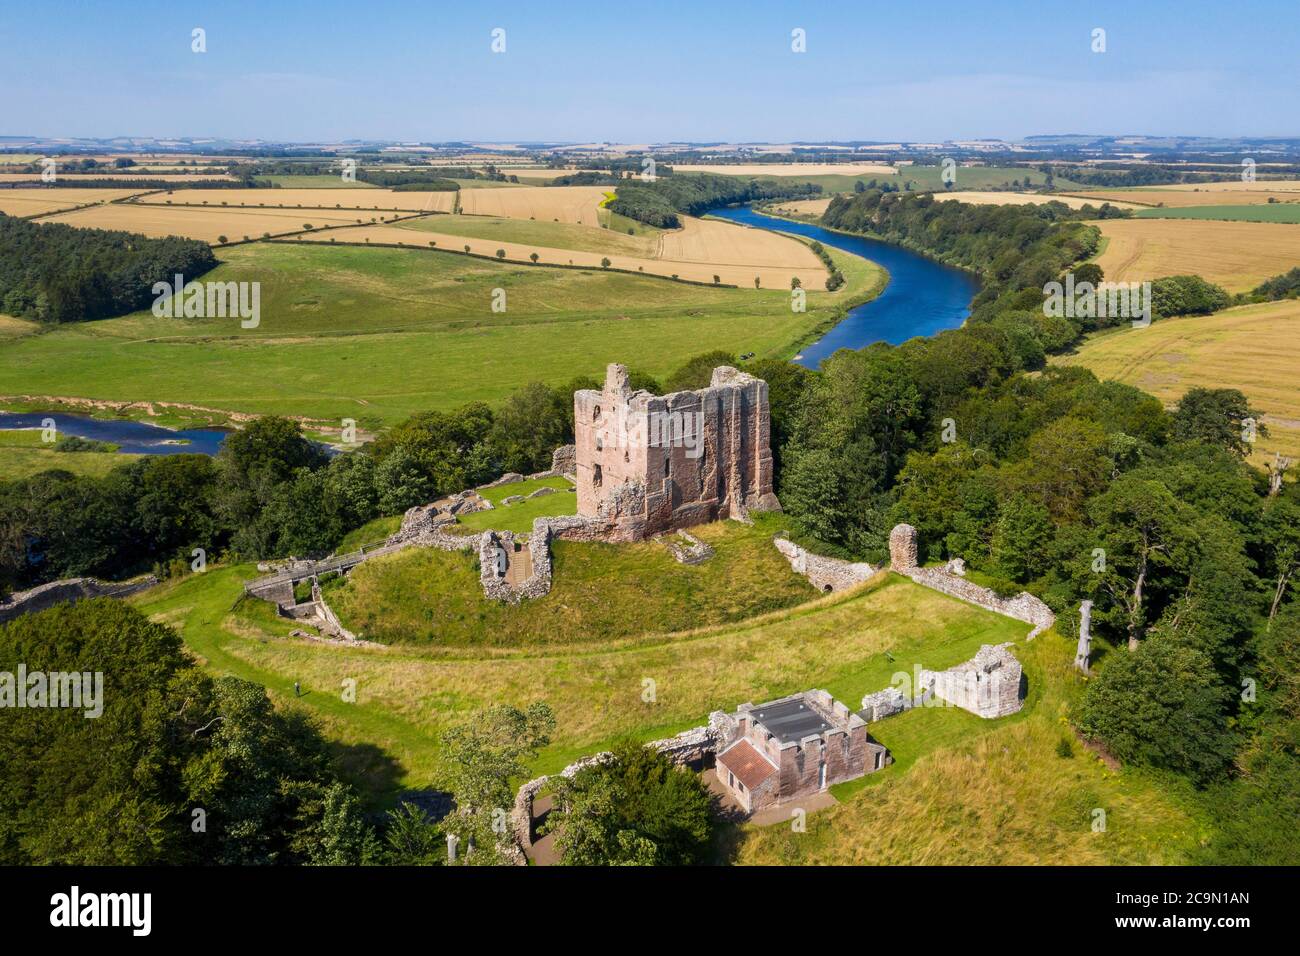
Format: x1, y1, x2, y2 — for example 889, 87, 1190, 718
1134, 203, 1300, 224
1054, 299, 1300, 465
1094, 218, 1300, 292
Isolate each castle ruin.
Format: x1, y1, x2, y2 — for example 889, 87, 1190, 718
573, 363, 780, 541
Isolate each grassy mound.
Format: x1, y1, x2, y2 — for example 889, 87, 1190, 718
326, 513, 814, 646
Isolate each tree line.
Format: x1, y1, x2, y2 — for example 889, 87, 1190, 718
0, 213, 216, 324
609, 172, 822, 228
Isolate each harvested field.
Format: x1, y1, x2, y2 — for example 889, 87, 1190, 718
1094, 219, 1300, 292
0, 188, 146, 217
762, 197, 832, 218
671, 163, 897, 177
929, 190, 1145, 210
1054, 299, 1300, 465
1067, 181, 1300, 208
292, 220, 825, 288
0, 172, 235, 183
661, 216, 826, 271
39, 203, 376, 243
396, 214, 658, 257
458, 185, 608, 225
132, 187, 454, 212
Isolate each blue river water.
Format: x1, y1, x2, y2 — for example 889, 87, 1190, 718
0, 411, 229, 456
709, 206, 980, 368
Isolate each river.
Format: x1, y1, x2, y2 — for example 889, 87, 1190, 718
709, 206, 979, 368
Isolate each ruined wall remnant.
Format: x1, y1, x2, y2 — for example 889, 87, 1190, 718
773, 536, 878, 593
573, 363, 780, 541
0, 576, 159, 624
886, 523, 1055, 638
919, 643, 1025, 719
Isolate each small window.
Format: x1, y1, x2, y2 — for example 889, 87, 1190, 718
595, 435, 603, 451
738, 781, 745, 793
663, 456, 671, 477
593, 464, 603, 488
592, 405, 601, 421
728, 771, 735, 788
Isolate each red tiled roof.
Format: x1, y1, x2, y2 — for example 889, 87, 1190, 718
717, 739, 777, 791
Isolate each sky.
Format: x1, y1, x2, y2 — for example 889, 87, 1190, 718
1, 0, 1297, 143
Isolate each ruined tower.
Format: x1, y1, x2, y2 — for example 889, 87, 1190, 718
573, 363, 780, 541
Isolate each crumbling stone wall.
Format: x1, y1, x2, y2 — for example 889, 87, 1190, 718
573, 363, 780, 541
919, 643, 1025, 718
773, 536, 879, 593
887, 524, 1055, 637
0, 576, 159, 624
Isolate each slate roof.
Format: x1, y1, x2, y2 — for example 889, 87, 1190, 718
717, 739, 777, 791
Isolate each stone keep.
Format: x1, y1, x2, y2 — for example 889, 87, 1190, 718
573, 363, 780, 540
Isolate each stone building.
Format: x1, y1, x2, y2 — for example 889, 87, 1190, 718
712, 690, 888, 814
920, 643, 1025, 719
573, 363, 780, 541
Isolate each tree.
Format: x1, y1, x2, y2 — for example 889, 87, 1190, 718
529, 252, 539, 263
547, 741, 714, 865
439, 703, 554, 865
496, 249, 506, 259
1171, 387, 1264, 459
601, 257, 611, 269
1262, 497, 1300, 624
1086, 476, 1194, 650
384, 803, 444, 865
1077, 628, 1236, 782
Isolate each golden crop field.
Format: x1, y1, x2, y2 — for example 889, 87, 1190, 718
1054, 299, 1300, 465
1069, 180, 1300, 208
764, 197, 833, 218
1095, 218, 1300, 292
0, 188, 146, 217
660, 215, 827, 270
458, 184, 608, 225
669, 162, 898, 177
133, 187, 455, 212
293, 218, 827, 288
931, 190, 1145, 210
0, 172, 236, 183
39, 203, 377, 243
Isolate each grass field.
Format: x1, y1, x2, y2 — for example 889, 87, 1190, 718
132, 559, 1204, 861
1134, 203, 1300, 224
1065, 181, 1300, 208
1094, 218, 1300, 292
0, 429, 141, 480
328, 513, 812, 646
1053, 299, 1300, 465
727, 633, 1206, 865
0, 240, 883, 425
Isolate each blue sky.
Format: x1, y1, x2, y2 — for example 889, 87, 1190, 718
1, 0, 1295, 142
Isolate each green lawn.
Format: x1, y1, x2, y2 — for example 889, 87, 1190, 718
476, 475, 573, 505
328, 512, 814, 646
1135, 203, 1300, 224
133, 559, 1205, 862
0, 241, 882, 427
0, 429, 141, 480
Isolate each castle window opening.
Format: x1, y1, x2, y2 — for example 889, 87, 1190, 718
593, 464, 602, 487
